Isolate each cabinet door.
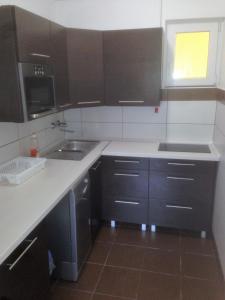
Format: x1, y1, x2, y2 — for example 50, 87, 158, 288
89, 160, 102, 241
50, 21, 71, 110
14, 7, 51, 63
0, 225, 49, 300
0, 6, 23, 122
67, 29, 104, 107
104, 28, 162, 106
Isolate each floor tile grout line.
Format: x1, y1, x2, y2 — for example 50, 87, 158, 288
90, 239, 114, 300
94, 291, 136, 300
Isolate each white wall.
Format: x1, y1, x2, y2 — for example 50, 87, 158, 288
0, 0, 54, 18
51, 0, 162, 29
162, 0, 225, 24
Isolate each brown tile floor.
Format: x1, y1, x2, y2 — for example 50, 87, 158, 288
51, 225, 225, 300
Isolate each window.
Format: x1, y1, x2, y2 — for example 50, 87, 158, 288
166, 21, 221, 87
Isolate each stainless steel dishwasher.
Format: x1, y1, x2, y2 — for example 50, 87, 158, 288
45, 173, 92, 281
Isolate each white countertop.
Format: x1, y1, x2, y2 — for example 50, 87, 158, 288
0, 141, 108, 265
102, 141, 220, 161
0, 140, 220, 265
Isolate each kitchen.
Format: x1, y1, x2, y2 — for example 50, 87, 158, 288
0, 0, 225, 299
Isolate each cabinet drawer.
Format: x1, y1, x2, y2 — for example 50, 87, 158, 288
150, 171, 214, 207
103, 168, 148, 199
102, 156, 149, 170
149, 198, 211, 231
0, 224, 49, 300
103, 197, 148, 224
150, 158, 217, 175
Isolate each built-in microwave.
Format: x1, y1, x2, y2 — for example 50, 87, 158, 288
18, 63, 57, 121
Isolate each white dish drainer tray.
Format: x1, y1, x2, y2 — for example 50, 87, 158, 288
0, 157, 47, 185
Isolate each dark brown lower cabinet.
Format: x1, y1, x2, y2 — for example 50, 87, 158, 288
149, 158, 217, 232
102, 156, 149, 224
0, 224, 49, 300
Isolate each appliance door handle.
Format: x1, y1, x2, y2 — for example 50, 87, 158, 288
82, 185, 89, 195
115, 200, 140, 205
168, 162, 196, 167
114, 173, 140, 177
77, 101, 101, 105
7, 237, 38, 271
59, 103, 73, 109
30, 53, 51, 58
114, 160, 140, 164
29, 108, 57, 120
91, 161, 102, 171
166, 205, 193, 210
167, 176, 194, 181
118, 100, 144, 104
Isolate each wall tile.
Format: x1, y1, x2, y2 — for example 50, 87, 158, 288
64, 108, 82, 122
82, 107, 123, 123
167, 124, 214, 143
123, 102, 167, 123
0, 141, 20, 164
167, 101, 216, 124
123, 123, 166, 141
215, 101, 225, 136
213, 127, 225, 157
65, 122, 82, 139
82, 122, 122, 140
0, 123, 18, 147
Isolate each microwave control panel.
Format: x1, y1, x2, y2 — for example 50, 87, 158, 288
33, 65, 45, 76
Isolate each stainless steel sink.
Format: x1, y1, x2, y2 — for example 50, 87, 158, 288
46, 140, 99, 161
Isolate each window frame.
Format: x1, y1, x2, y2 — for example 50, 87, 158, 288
165, 20, 222, 87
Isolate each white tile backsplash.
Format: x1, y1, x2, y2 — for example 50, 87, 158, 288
123, 123, 166, 141
65, 122, 82, 140
81, 106, 123, 123
167, 101, 216, 124
0, 123, 18, 147
64, 108, 82, 122
0, 112, 65, 164
123, 102, 167, 124
215, 101, 225, 137
167, 124, 214, 143
63, 101, 216, 143
82, 122, 122, 140
0, 141, 20, 164
0, 100, 218, 165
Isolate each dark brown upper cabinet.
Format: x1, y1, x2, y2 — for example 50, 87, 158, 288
104, 28, 163, 106
67, 29, 104, 107
0, 6, 24, 122
14, 6, 51, 63
50, 21, 71, 110
0, 6, 52, 122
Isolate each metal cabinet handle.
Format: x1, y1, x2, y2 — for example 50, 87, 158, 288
77, 101, 101, 105
7, 237, 38, 271
59, 103, 72, 109
115, 200, 140, 205
166, 205, 193, 210
167, 176, 194, 181
30, 53, 51, 58
118, 100, 144, 104
168, 162, 196, 167
114, 160, 140, 164
82, 185, 89, 194
91, 161, 102, 171
114, 173, 140, 177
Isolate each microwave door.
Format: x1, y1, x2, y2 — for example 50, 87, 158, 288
25, 77, 56, 118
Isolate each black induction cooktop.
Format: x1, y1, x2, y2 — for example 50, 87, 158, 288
158, 143, 211, 153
